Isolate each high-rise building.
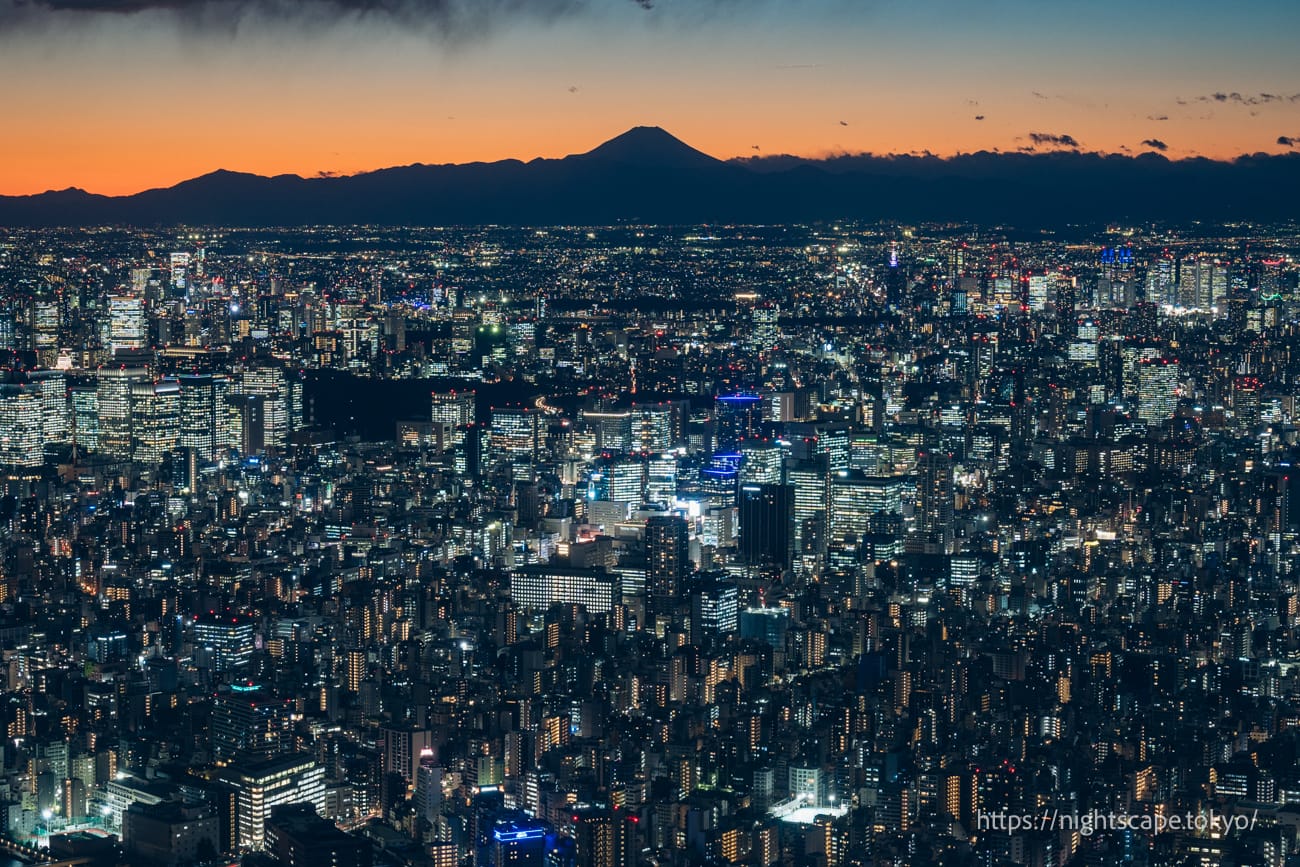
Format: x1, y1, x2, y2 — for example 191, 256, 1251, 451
130, 378, 180, 466
97, 367, 148, 460
581, 410, 632, 454
0, 385, 44, 468
645, 515, 689, 612
487, 818, 549, 867
381, 725, 434, 788
107, 294, 148, 351
917, 451, 954, 537
633, 403, 676, 453
490, 407, 540, 480
829, 472, 902, 546
431, 390, 476, 431
179, 374, 230, 462
509, 567, 618, 614
739, 483, 793, 570
211, 690, 294, 763
225, 754, 326, 850
71, 383, 98, 453
236, 365, 299, 450
27, 371, 70, 446
570, 808, 617, 867
194, 615, 255, 672
1137, 358, 1180, 424
787, 456, 830, 556
714, 394, 763, 450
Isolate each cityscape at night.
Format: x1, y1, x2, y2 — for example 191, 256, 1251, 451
3, 0, 1300, 866
0, 218, 1294, 867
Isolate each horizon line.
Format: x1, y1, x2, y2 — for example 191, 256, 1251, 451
5, 126, 1299, 200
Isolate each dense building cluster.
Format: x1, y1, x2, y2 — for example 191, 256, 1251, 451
0, 222, 1297, 867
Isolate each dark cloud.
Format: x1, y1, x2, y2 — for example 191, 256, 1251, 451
1028, 132, 1080, 148
974, 115, 984, 121
1186, 91, 1300, 106
1279, 136, 1298, 148
1147, 114, 1168, 121
839, 120, 848, 126
1141, 138, 1168, 151
0, 0, 657, 36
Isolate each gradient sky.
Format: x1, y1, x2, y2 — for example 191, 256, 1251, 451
1, 0, 1299, 195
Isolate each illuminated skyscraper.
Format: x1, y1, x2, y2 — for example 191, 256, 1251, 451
1137, 358, 1180, 424
194, 615, 255, 672
917, 451, 954, 551
130, 379, 180, 466
97, 367, 148, 460
488, 818, 549, 867
225, 754, 325, 850
236, 365, 298, 450
646, 514, 689, 613
490, 407, 540, 480
431, 390, 476, 429
0, 385, 44, 468
108, 294, 148, 351
179, 374, 230, 462
714, 394, 762, 450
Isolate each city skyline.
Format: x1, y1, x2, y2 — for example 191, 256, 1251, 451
2, 0, 1299, 195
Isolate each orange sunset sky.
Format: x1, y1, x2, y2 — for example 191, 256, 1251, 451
1, 0, 1298, 196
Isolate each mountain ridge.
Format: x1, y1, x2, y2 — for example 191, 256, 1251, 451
3, 127, 1298, 227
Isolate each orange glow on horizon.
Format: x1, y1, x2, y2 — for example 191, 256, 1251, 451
2, 120, 1289, 199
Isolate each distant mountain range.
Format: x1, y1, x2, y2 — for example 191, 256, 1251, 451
3, 126, 1298, 227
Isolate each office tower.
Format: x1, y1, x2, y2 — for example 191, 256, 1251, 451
487, 819, 549, 867
27, 370, 70, 446
179, 374, 230, 462
829, 472, 903, 545
71, 384, 98, 452
646, 514, 689, 613
645, 454, 677, 504
211, 690, 294, 763
1137, 358, 1180, 424
509, 567, 619, 614
917, 451, 954, 536
1027, 274, 1049, 311
130, 378, 180, 466
108, 294, 148, 351
96, 367, 148, 460
750, 303, 779, 352
738, 483, 793, 571
0, 385, 44, 468
739, 442, 784, 485
225, 754, 326, 850
225, 393, 266, 456
714, 394, 763, 450
582, 410, 632, 454
589, 456, 644, 505
264, 805, 372, 867
490, 407, 540, 480
431, 390, 476, 432
169, 252, 190, 292
787, 457, 829, 557
236, 365, 298, 449
633, 402, 675, 453
690, 577, 739, 645
193, 615, 255, 672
